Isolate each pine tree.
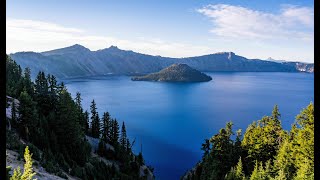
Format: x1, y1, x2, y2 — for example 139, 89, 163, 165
291, 103, 314, 179
120, 121, 127, 148
90, 99, 100, 138
75, 92, 86, 133
35, 71, 51, 116
274, 139, 294, 179
271, 105, 281, 125
108, 119, 120, 145
201, 139, 210, 157
242, 107, 285, 172
84, 110, 89, 134
6, 55, 24, 97
21, 146, 36, 180
18, 90, 37, 141
137, 152, 144, 165
90, 100, 97, 120
126, 138, 131, 153
96, 113, 101, 137
225, 157, 245, 180
101, 112, 111, 142
274, 169, 287, 180
109, 119, 114, 143
91, 112, 100, 138
249, 161, 260, 180
208, 122, 235, 179
57, 82, 66, 95
10, 146, 36, 180
112, 119, 120, 145
234, 129, 242, 163
55, 88, 90, 166
10, 167, 22, 180
258, 162, 266, 179
75, 92, 82, 109
264, 160, 273, 179
35, 71, 48, 95
23, 67, 34, 97
235, 157, 245, 179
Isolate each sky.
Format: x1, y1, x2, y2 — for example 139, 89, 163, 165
6, 0, 314, 62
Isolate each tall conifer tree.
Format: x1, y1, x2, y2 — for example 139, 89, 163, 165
120, 121, 127, 148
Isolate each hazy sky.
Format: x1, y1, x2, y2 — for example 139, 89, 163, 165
6, 0, 314, 62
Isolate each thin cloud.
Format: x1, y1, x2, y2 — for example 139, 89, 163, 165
6, 17, 313, 62
6, 18, 211, 57
197, 4, 314, 41
7, 19, 84, 33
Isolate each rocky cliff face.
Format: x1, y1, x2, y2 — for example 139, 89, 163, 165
131, 63, 212, 82
10, 44, 313, 79
283, 62, 314, 73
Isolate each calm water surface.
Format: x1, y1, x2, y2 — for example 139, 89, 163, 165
63, 72, 314, 180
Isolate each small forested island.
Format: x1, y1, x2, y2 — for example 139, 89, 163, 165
131, 63, 212, 82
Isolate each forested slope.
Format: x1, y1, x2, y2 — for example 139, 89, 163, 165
6, 55, 154, 179
182, 104, 314, 180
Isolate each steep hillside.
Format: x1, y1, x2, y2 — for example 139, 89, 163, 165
6, 55, 155, 180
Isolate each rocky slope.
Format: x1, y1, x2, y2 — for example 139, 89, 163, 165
9, 44, 314, 79
132, 63, 212, 82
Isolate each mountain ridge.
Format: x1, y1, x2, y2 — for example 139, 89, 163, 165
10, 44, 314, 79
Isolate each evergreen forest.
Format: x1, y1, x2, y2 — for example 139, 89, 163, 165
6, 55, 153, 179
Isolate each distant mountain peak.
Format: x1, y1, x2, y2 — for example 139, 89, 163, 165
67, 44, 90, 51
41, 44, 90, 56
97, 45, 124, 53
213, 51, 235, 55
109, 45, 119, 49
71, 44, 86, 48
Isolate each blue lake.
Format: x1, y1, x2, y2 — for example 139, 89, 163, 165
63, 72, 314, 180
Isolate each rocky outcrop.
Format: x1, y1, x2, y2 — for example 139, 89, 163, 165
283, 62, 314, 73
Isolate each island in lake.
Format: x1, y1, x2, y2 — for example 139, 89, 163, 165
131, 63, 212, 82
